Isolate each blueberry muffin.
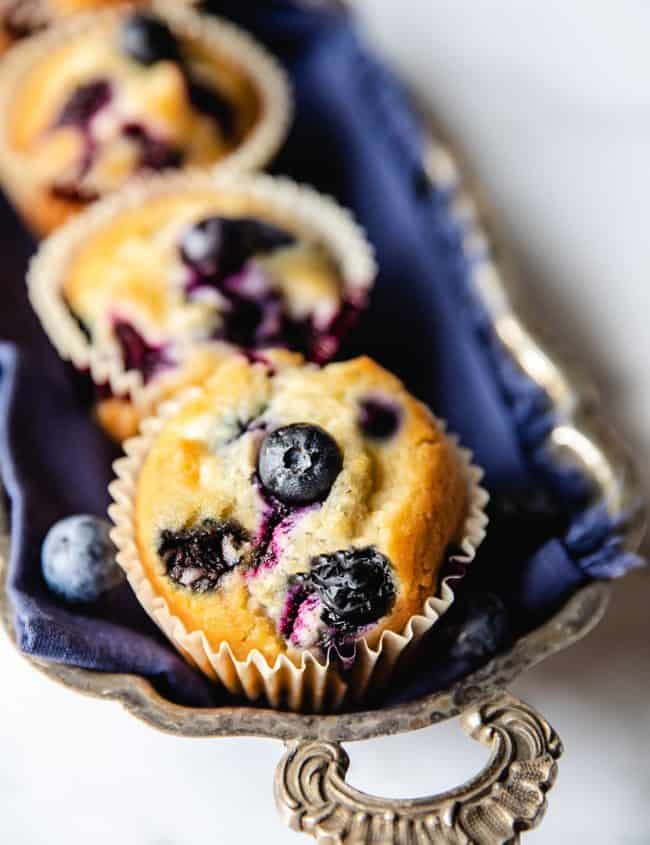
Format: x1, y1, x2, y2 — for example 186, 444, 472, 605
0, 1, 196, 53
0, 2, 290, 234
29, 172, 375, 442
110, 354, 485, 707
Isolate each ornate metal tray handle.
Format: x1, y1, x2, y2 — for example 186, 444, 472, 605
275, 693, 562, 844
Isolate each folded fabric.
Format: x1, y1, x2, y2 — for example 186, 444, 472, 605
0, 0, 642, 709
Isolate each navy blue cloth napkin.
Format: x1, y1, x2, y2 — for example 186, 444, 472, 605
0, 0, 642, 709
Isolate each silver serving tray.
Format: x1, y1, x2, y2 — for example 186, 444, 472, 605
0, 112, 645, 843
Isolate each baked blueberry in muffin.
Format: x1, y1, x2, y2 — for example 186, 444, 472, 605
28, 172, 376, 441
0, 2, 290, 233
111, 353, 472, 675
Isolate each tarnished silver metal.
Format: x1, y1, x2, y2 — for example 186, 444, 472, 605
275, 694, 562, 845
0, 51, 645, 845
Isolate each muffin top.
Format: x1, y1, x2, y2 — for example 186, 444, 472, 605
129, 353, 468, 665
0, 3, 289, 229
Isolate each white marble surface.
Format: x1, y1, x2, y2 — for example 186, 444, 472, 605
2, 2, 650, 842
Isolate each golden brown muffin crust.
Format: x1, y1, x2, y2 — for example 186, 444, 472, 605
133, 354, 468, 664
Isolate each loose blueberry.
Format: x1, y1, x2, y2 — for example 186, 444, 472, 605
258, 423, 342, 506
41, 515, 124, 604
159, 519, 249, 593
55, 80, 112, 129
359, 397, 401, 439
120, 13, 180, 66
310, 546, 395, 627
449, 593, 510, 662
113, 319, 171, 384
180, 216, 294, 282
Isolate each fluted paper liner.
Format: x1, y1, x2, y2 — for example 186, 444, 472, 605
27, 170, 377, 422
0, 0, 292, 231
108, 389, 489, 713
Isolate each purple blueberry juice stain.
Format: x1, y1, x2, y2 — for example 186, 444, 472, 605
288, 593, 321, 648
285, 298, 364, 365
358, 396, 401, 439
267, 506, 317, 565
50, 79, 112, 199
121, 123, 184, 172
49, 80, 186, 199
55, 80, 113, 130
251, 502, 317, 575
112, 318, 173, 384
179, 217, 366, 362
279, 581, 311, 639
247, 475, 320, 575
278, 575, 363, 666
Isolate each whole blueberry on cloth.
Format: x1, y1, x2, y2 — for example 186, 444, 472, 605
449, 593, 510, 662
41, 515, 124, 604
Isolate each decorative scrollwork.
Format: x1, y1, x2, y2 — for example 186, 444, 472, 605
274, 694, 562, 844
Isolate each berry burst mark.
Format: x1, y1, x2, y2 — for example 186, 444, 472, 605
158, 519, 250, 593
112, 319, 173, 384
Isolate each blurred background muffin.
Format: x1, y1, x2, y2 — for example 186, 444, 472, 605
0, 1, 291, 233
27, 171, 376, 440
0, 0, 197, 53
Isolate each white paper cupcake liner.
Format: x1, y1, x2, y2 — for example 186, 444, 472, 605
0, 0, 292, 227
27, 169, 377, 417
108, 387, 488, 712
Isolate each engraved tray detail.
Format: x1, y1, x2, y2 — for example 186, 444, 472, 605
275, 694, 561, 845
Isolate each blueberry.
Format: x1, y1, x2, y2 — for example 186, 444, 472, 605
311, 547, 395, 627
120, 13, 180, 66
180, 216, 224, 277
449, 593, 510, 661
258, 423, 342, 506
359, 397, 401, 439
42, 515, 124, 604
234, 218, 295, 255
55, 80, 112, 129
158, 519, 249, 593
113, 319, 171, 384
180, 216, 294, 282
